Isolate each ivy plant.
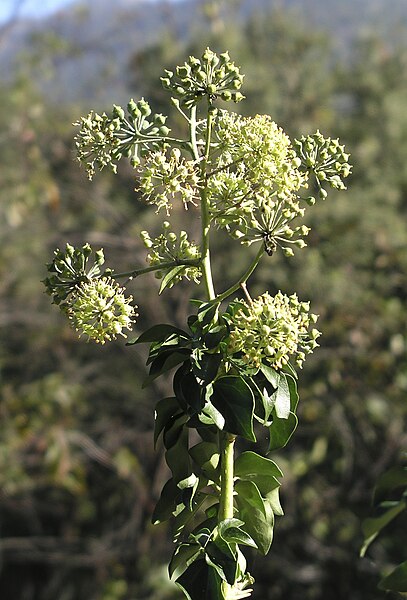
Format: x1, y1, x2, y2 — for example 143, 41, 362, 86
44, 48, 351, 599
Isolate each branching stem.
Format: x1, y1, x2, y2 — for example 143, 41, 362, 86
214, 245, 265, 304
112, 258, 201, 280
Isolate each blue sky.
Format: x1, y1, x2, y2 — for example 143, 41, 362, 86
0, 0, 170, 22
0, 0, 75, 21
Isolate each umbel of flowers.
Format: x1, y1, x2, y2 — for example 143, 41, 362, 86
44, 48, 351, 599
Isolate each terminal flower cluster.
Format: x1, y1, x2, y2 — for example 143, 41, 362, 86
209, 111, 310, 255
140, 222, 201, 286
68, 276, 137, 344
227, 291, 321, 370
161, 47, 244, 108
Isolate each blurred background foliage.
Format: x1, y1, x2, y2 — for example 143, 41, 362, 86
0, 0, 406, 598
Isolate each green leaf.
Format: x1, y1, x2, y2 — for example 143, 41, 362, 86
203, 325, 228, 350
266, 487, 284, 516
175, 559, 224, 600
173, 363, 202, 414
159, 265, 187, 294
199, 397, 226, 431
373, 465, 407, 505
218, 518, 258, 549
360, 498, 406, 557
147, 332, 189, 364
178, 473, 200, 511
152, 478, 183, 524
163, 413, 188, 450
268, 411, 298, 451
274, 373, 290, 419
260, 364, 279, 388
235, 480, 274, 555
192, 352, 222, 385
173, 492, 208, 542
169, 543, 203, 580
286, 373, 299, 412
258, 368, 297, 419
205, 539, 238, 585
197, 302, 220, 327
379, 560, 407, 592
143, 349, 190, 386
235, 451, 283, 496
212, 377, 255, 441
259, 386, 275, 423
127, 323, 189, 345
189, 441, 220, 481
164, 417, 191, 484
154, 397, 182, 447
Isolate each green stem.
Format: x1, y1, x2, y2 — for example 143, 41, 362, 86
112, 258, 201, 280
219, 432, 236, 599
214, 245, 265, 304
219, 432, 236, 521
200, 188, 216, 300
191, 103, 216, 301
196, 104, 234, 597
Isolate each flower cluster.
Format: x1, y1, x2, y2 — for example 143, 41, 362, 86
74, 110, 122, 179
209, 112, 309, 255
227, 291, 320, 370
161, 47, 244, 108
43, 243, 105, 310
74, 99, 170, 178
68, 277, 137, 344
140, 222, 201, 287
136, 147, 200, 214
294, 131, 351, 200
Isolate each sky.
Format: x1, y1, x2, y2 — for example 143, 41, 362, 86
0, 0, 75, 22
0, 0, 169, 22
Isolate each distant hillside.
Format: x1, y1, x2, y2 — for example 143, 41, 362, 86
1, 0, 406, 105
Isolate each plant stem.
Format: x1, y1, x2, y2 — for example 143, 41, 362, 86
193, 103, 236, 597
219, 431, 236, 599
112, 258, 201, 281
214, 245, 265, 304
219, 432, 236, 521
191, 103, 216, 301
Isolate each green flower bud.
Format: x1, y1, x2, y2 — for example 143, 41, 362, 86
177, 65, 190, 78
160, 77, 171, 89
232, 92, 245, 102
138, 99, 151, 117
112, 104, 125, 120
159, 126, 171, 136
